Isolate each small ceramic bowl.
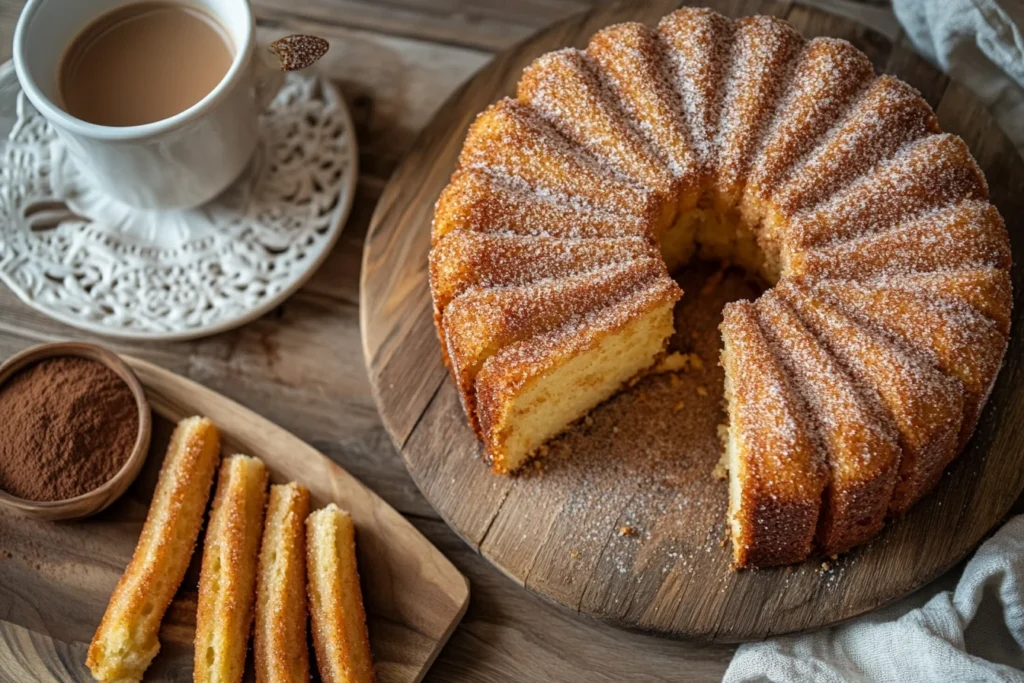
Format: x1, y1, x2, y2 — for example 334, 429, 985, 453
0, 342, 152, 521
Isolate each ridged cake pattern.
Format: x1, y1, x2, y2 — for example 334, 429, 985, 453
429, 8, 1012, 567
755, 292, 901, 556
587, 22, 698, 183
775, 281, 965, 515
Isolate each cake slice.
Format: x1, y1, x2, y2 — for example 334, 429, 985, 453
789, 134, 988, 250
791, 200, 1010, 281
812, 280, 1007, 448
517, 48, 680, 206
475, 276, 681, 473
755, 292, 900, 555
777, 281, 964, 514
443, 258, 671, 432
720, 301, 826, 567
432, 169, 652, 244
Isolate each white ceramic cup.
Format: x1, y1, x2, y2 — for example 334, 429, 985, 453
13, 0, 285, 210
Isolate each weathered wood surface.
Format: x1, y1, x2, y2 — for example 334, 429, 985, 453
0, 0, 1019, 679
361, 0, 1024, 643
0, 358, 469, 682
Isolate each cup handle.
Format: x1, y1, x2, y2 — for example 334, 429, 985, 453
254, 35, 330, 110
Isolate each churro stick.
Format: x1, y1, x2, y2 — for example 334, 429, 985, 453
194, 455, 269, 683
306, 504, 376, 683
255, 482, 311, 683
87, 416, 221, 683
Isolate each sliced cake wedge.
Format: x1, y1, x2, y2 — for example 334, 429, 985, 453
475, 276, 681, 473
720, 301, 827, 567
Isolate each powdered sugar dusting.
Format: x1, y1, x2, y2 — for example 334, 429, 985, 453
746, 38, 874, 202
792, 133, 988, 248
431, 231, 658, 315
657, 8, 733, 169
587, 22, 699, 179
519, 48, 678, 197
772, 75, 938, 217
721, 301, 825, 497
432, 169, 654, 244
777, 280, 964, 512
812, 279, 1006, 411
796, 200, 1010, 280
755, 291, 900, 553
714, 16, 804, 193
459, 98, 658, 218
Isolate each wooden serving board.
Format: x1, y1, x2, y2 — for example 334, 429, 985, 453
360, 0, 1024, 642
0, 357, 469, 681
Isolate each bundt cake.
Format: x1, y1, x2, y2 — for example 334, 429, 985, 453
428, 8, 1012, 567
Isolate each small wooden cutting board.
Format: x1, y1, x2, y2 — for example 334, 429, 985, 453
0, 357, 469, 681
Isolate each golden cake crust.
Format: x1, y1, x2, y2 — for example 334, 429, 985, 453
713, 16, 804, 205
587, 21, 700, 192
459, 98, 663, 224
770, 75, 940, 220
756, 292, 900, 555
777, 281, 965, 514
518, 48, 680, 203
793, 200, 1010, 280
741, 37, 874, 225
788, 134, 988, 250
811, 279, 1007, 448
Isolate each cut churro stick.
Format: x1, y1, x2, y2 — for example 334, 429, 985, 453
194, 455, 269, 683
255, 482, 311, 683
87, 417, 221, 683
306, 504, 376, 683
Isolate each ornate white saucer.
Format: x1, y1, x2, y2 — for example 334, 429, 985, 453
0, 60, 357, 341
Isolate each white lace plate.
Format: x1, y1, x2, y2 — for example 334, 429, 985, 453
0, 61, 357, 340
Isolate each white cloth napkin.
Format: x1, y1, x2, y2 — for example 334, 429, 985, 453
724, 2, 1024, 680
723, 516, 1024, 682
894, 0, 1024, 152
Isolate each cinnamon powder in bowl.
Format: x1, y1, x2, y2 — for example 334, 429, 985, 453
0, 343, 151, 520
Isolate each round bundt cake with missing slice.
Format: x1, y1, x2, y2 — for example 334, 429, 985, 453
427, 8, 1012, 568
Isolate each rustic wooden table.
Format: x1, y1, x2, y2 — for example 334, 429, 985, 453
0, 1, 1016, 681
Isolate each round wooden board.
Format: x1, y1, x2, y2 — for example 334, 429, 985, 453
360, 0, 1024, 642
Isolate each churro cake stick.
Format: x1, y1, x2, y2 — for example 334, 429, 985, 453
306, 504, 376, 683
87, 416, 221, 683
255, 482, 311, 683
194, 454, 269, 683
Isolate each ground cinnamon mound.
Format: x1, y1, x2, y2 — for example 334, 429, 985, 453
0, 356, 138, 501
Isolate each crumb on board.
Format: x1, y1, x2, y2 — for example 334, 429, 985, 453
653, 352, 704, 375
